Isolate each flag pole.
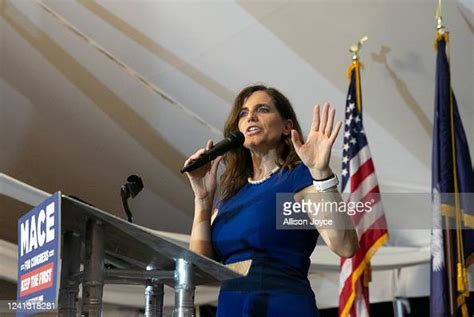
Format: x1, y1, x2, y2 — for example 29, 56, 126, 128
347, 36, 368, 113
435, 41, 456, 317
438, 2, 469, 306
435, 0, 467, 316
349, 35, 373, 289
434, 1, 456, 315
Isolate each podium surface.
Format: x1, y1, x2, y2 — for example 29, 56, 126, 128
59, 195, 241, 317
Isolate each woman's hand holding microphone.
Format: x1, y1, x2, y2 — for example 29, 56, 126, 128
183, 139, 223, 204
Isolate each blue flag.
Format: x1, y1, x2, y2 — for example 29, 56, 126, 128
431, 34, 474, 317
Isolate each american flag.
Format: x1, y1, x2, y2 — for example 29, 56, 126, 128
338, 61, 389, 317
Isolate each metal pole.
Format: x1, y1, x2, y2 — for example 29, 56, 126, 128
172, 258, 195, 317
144, 282, 164, 317
144, 265, 164, 317
81, 220, 104, 317
443, 217, 456, 316
393, 297, 410, 317
58, 231, 82, 317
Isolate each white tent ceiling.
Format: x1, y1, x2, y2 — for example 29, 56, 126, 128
1, 0, 473, 242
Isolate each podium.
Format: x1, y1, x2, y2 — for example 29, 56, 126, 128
58, 195, 242, 317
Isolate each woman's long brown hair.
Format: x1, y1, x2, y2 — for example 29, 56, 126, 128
218, 85, 304, 202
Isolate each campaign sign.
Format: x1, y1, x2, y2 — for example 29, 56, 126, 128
17, 192, 61, 314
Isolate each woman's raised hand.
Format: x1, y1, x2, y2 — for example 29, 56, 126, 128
291, 103, 342, 179
183, 139, 223, 201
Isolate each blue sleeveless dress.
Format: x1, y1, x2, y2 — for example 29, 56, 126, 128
211, 163, 320, 317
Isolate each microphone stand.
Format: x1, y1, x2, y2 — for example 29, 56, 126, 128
120, 175, 144, 223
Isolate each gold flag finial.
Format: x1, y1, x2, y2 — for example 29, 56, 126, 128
436, 0, 445, 34
349, 36, 368, 61
434, 0, 448, 48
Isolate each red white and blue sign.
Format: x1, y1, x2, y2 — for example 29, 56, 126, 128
17, 192, 61, 312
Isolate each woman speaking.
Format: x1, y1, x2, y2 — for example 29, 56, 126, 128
184, 85, 358, 316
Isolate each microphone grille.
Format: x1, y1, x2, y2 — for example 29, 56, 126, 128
229, 131, 245, 144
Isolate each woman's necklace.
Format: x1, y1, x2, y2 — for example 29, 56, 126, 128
247, 166, 281, 185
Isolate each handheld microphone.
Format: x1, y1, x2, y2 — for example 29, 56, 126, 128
180, 131, 245, 173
